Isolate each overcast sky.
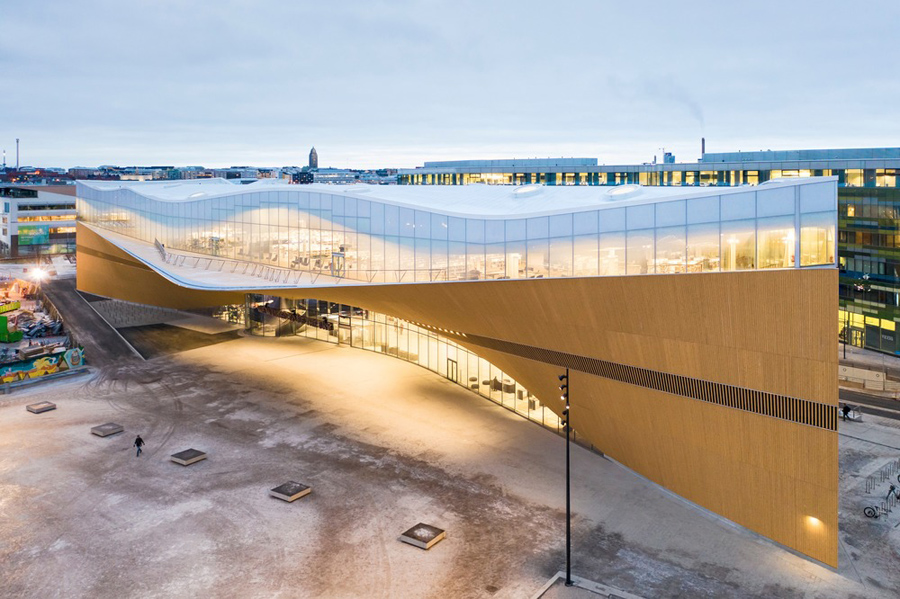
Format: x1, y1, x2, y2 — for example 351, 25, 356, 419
2, 0, 899, 169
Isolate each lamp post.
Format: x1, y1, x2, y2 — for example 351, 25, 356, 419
842, 309, 849, 360
558, 369, 573, 587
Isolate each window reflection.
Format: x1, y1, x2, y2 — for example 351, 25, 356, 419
527, 239, 549, 278
757, 216, 795, 269
800, 212, 836, 266
655, 226, 686, 274
598, 233, 625, 276
549, 237, 573, 277
627, 229, 654, 274
721, 220, 756, 271
687, 224, 720, 272
573, 235, 599, 277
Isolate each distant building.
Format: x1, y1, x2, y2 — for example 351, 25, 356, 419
68, 167, 98, 179
309, 147, 318, 169
0, 186, 76, 257
358, 171, 398, 185
312, 168, 357, 184
212, 168, 258, 180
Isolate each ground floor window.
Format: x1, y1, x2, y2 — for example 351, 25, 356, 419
840, 308, 898, 355
233, 295, 566, 434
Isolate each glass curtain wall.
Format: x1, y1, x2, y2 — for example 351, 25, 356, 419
241, 295, 564, 434
77, 184, 836, 286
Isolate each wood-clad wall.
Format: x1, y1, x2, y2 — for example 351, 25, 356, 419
77, 223, 838, 565
76, 224, 245, 308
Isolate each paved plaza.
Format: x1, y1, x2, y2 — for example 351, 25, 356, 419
1, 333, 898, 598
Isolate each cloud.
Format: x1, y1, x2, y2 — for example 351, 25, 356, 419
2, 1, 900, 168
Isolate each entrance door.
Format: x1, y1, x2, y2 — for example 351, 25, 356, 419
447, 358, 459, 383
850, 328, 865, 348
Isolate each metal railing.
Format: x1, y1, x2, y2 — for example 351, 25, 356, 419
155, 246, 489, 286
154, 238, 167, 262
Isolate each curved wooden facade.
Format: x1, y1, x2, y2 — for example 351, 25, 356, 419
77, 223, 838, 566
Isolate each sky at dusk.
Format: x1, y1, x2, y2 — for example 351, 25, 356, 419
2, 0, 899, 169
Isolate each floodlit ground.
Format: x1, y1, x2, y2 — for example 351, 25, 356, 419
1, 333, 898, 599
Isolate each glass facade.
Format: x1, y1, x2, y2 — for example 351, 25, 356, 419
78, 182, 835, 288
839, 187, 900, 353
403, 157, 900, 352
400, 167, 900, 190
242, 295, 569, 436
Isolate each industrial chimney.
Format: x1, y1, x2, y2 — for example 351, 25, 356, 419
701, 137, 706, 157
16, 138, 19, 170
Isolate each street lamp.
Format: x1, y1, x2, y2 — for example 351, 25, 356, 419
29, 267, 48, 296
558, 369, 573, 587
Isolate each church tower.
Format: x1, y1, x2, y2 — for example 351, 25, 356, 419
309, 147, 318, 169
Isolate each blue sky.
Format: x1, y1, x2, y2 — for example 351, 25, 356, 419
2, 0, 899, 169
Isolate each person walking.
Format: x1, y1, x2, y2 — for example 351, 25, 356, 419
134, 435, 145, 457
841, 404, 851, 421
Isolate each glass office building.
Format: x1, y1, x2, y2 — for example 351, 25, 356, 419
400, 148, 899, 354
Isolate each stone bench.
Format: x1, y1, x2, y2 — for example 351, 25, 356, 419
26, 401, 56, 414
170, 449, 207, 466
269, 481, 311, 502
399, 523, 446, 550
91, 422, 124, 437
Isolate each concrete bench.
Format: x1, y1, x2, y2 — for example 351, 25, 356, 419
269, 481, 311, 502
399, 523, 446, 550
170, 449, 207, 466
91, 423, 124, 437
26, 401, 56, 414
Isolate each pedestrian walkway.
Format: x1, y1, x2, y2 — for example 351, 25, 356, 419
840, 344, 900, 379
840, 417, 900, 451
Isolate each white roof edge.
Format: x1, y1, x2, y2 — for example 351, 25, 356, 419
76, 177, 837, 220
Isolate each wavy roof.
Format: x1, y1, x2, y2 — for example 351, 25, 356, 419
77, 177, 834, 218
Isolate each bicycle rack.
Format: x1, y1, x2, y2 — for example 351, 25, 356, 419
866, 459, 900, 494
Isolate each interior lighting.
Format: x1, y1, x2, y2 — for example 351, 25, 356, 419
30, 268, 47, 282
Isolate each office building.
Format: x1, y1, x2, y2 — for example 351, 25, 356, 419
0, 185, 77, 256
